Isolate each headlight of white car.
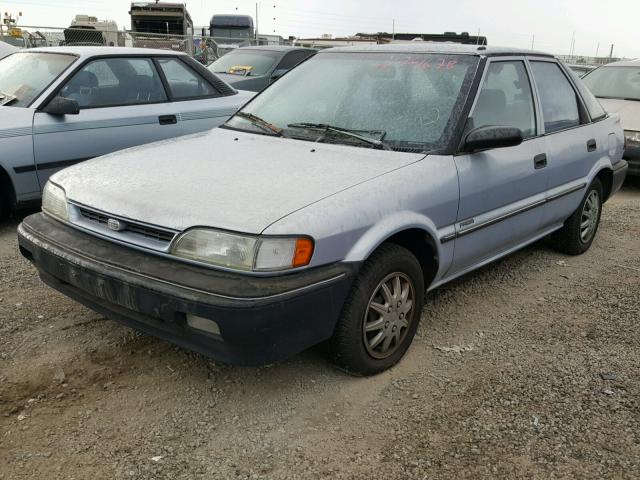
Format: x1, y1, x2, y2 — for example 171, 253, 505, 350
171, 229, 314, 272
42, 181, 69, 222
625, 130, 640, 149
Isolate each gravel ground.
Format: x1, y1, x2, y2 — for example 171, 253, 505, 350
1, 181, 639, 479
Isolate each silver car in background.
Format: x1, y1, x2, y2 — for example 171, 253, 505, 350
0, 47, 254, 218
18, 44, 627, 375
582, 59, 640, 176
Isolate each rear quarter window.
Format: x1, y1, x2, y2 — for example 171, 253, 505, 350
565, 66, 607, 121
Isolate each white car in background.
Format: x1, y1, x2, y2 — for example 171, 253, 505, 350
0, 47, 254, 218
582, 59, 640, 176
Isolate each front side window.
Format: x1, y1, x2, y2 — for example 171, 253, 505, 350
157, 58, 217, 99
58, 57, 167, 108
530, 61, 581, 134
468, 60, 536, 138
226, 52, 479, 151
582, 65, 640, 102
0, 52, 75, 107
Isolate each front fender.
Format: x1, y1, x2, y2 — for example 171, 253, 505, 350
344, 210, 454, 281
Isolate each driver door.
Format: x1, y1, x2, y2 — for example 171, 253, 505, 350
32, 56, 180, 188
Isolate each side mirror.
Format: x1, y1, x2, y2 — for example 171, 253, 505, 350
41, 96, 80, 116
270, 69, 287, 81
463, 126, 523, 153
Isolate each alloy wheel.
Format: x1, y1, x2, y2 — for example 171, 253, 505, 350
580, 190, 600, 243
362, 272, 416, 359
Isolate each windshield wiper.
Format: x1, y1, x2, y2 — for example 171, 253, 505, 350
287, 123, 389, 150
234, 112, 284, 136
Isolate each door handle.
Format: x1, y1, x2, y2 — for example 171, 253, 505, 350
587, 139, 597, 152
159, 114, 177, 125
534, 153, 547, 169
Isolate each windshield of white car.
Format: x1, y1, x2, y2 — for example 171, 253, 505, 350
225, 52, 479, 151
208, 49, 281, 76
582, 66, 640, 101
0, 52, 76, 107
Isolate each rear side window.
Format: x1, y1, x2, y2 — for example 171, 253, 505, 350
565, 67, 607, 121
530, 61, 581, 134
275, 51, 311, 71
469, 60, 536, 138
157, 57, 217, 100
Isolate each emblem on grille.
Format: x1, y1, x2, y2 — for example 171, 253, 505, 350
107, 218, 125, 232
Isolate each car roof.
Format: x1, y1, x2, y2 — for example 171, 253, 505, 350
23, 46, 186, 57
319, 42, 554, 58
600, 59, 640, 67
237, 45, 313, 52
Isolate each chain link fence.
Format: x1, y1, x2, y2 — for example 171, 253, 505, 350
0, 25, 627, 68
0, 25, 293, 65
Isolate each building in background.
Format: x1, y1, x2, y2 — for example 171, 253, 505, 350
355, 31, 488, 45
294, 34, 378, 49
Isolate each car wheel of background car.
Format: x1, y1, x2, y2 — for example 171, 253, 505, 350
551, 178, 603, 255
329, 243, 424, 376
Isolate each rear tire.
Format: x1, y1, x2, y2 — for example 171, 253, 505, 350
329, 243, 424, 376
0, 187, 10, 221
550, 178, 603, 255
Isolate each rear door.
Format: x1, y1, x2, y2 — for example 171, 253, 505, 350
33, 56, 178, 187
449, 58, 549, 275
528, 59, 604, 229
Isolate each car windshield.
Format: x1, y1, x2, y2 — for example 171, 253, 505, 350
0, 52, 76, 107
208, 49, 280, 76
582, 66, 640, 101
225, 52, 479, 151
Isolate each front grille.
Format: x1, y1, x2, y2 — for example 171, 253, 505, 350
77, 207, 176, 244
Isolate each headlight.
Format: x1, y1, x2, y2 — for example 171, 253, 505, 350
171, 229, 314, 272
42, 181, 69, 222
625, 130, 640, 149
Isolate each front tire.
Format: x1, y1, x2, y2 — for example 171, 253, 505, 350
329, 243, 424, 376
551, 178, 603, 255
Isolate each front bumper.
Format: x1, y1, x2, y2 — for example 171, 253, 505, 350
18, 213, 357, 366
624, 147, 640, 176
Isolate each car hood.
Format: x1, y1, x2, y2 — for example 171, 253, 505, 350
598, 98, 640, 131
52, 128, 425, 234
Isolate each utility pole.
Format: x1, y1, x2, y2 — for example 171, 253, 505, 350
595, 42, 600, 59
609, 43, 614, 61
255, 2, 259, 40
392, 19, 395, 40
569, 31, 575, 58
531, 34, 535, 49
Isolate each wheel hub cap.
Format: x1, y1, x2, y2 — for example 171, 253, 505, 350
362, 272, 415, 359
580, 190, 600, 243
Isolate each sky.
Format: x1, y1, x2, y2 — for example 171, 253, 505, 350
2, 0, 639, 58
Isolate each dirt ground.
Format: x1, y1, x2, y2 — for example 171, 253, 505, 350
1, 181, 639, 480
